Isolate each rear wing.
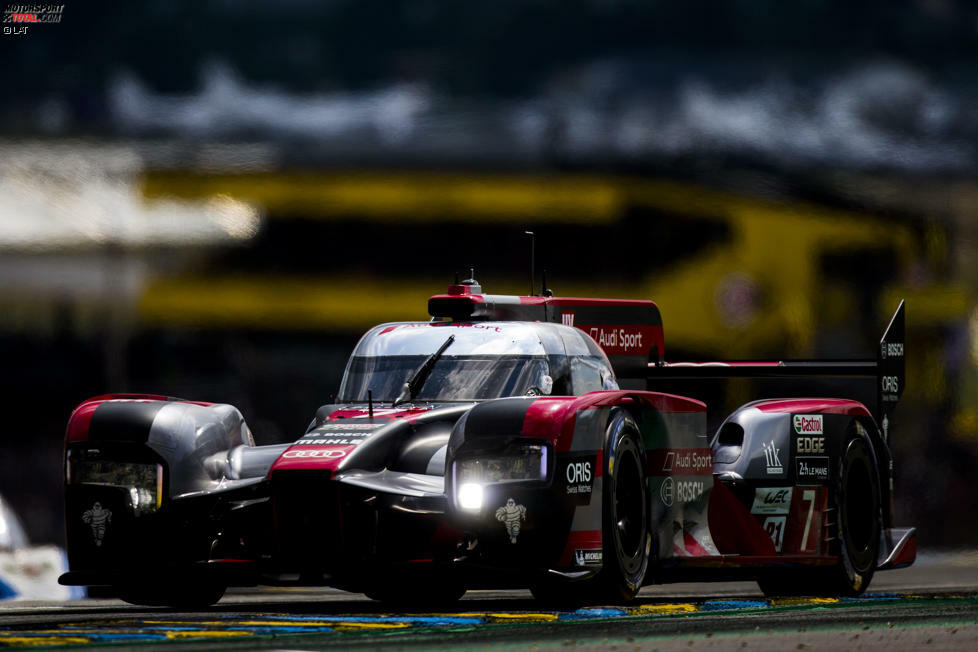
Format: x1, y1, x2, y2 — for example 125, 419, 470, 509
648, 301, 905, 425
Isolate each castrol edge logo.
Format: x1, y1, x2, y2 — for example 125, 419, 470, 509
793, 414, 823, 435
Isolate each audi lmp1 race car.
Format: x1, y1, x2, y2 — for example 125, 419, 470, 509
59, 276, 915, 606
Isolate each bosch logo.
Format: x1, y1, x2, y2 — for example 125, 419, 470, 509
881, 342, 903, 359
566, 461, 592, 484
283, 449, 346, 459
660, 477, 674, 507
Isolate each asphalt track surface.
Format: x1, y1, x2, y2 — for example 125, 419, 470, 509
2, 553, 977, 650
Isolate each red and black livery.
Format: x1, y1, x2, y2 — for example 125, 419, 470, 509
59, 276, 914, 606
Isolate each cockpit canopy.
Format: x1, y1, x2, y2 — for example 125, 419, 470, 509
338, 321, 618, 403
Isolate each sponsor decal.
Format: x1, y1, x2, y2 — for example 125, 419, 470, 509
659, 477, 705, 506
565, 459, 593, 494
660, 476, 674, 507
297, 437, 366, 445
574, 549, 602, 566
282, 449, 346, 459
297, 423, 383, 446
751, 487, 793, 515
762, 440, 783, 475
585, 326, 647, 353
882, 375, 900, 398
793, 414, 823, 435
561, 312, 575, 326
881, 341, 904, 359
796, 436, 825, 454
81, 502, 111, 547
763, 516, 787, 552
797, 456, 830, 482
649, 449, 713, 476
495, 498, 527, 544
676, 480, 705, 503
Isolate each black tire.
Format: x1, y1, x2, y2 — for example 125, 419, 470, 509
828, 435, 880, 596
531, 411, 650, 605
757, 434, 880, 598
118, 578, 226, 608
596, 411, 651, 602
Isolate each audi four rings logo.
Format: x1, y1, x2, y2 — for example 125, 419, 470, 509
283, 449, 346, 459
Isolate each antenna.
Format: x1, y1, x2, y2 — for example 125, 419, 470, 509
524, 231, 535, 296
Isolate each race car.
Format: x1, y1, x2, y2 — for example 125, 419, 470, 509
58, 275, 915, 606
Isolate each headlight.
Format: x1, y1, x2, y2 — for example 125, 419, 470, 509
457, 483, 484, 510
454, 444, 548, 484
67, 459, 163, 516
453, 443, 548, 511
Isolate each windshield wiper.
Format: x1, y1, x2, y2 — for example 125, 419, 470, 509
392, 334, 455, 406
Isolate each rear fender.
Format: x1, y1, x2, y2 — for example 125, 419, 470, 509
712, 398, 874, 486
711, 398, 885, 558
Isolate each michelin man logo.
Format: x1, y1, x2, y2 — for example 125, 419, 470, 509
82, 502, 112, 546
495, 497, 527, 544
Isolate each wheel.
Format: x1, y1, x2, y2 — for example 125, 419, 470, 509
828, 435, 880, 596
598, 412, 651, 602
531, 411, 649, 605
757, 434, 880, 598
118, 578, 226, 608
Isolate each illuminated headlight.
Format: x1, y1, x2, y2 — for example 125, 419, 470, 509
457, 483, 484, 511
453, 444, 548, 510
67, 459, 163, 516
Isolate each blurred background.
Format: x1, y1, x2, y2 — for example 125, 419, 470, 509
2, 0, 977, 552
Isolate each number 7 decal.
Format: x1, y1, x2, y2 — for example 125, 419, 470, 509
800, 489, 816, 552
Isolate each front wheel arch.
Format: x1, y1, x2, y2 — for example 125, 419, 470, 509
598, 408, 651, 601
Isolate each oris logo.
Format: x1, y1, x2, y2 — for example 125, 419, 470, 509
283, 449, 346, 459
566, 461, 592, 484
882, 376, 900, 393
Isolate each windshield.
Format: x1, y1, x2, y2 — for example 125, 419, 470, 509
339, 354, 550, 402
336, 321, 618, 403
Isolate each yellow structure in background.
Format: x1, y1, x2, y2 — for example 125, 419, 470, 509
137, 169, 978, 430
141, 171, 958, 360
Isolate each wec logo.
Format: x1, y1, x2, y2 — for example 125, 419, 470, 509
793, 414, 823, 435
